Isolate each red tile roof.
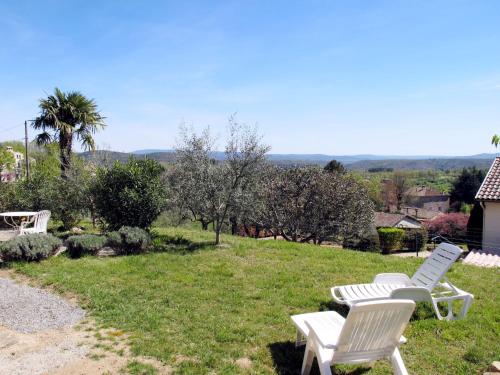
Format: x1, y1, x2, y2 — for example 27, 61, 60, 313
475, 157, 500, 201
405, 186, 446, 197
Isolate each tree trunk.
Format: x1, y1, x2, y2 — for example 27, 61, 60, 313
59, 131, 73, 178
254, 224, 261, 238
230, 216, 238, 235
201, 220, 208, 230
215, 226, 220, 245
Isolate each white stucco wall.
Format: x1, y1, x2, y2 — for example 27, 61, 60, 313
396, 218, 422, 229
483, 202, 500, 251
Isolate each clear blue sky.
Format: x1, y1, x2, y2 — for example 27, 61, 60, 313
1, 1, 499, 155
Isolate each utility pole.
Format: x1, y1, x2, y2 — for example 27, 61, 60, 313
24, 121, 30, 180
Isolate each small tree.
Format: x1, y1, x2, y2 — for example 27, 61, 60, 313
449, 167, 486, 209
170, 118, 270, 245
33, 88, 105, 177
0, 147, 15, 174
168, 127, 216, 230
425, 213, 469, 241
260, 167, 374, 244
92, 158, 168, 230
392, 171, 408, 211
324, 159, 346, 174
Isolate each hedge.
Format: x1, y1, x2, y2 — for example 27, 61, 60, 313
0, 234, 62, 262
67, 234, 107, 258
377, 227, 405, 254
107, 226, 151, 255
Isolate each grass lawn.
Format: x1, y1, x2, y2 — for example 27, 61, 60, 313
13, 227, 500, 374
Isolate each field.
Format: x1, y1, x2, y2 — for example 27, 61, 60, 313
14, 226, 500, 374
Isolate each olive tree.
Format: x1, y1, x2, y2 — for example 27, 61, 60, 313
168, 127, 216, 230
169, 118, 269, 245
260, 167, 374, 244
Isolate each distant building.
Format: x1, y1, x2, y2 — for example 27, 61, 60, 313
401, 206, 443, 223
0, 146, 24, 182
475, 157, 500, 252
374, 212, 423, 229
405, 186, 450, 213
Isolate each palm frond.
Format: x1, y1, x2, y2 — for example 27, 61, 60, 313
492, 134, 500, 148
35, 131, 53, 146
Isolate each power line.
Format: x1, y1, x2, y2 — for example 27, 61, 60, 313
0, 124, 24, 134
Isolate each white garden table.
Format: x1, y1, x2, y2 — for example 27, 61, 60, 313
0, 212, 37, 230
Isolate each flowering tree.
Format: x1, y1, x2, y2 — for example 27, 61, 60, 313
425, 213, 469, 241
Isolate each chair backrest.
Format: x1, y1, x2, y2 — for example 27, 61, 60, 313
33, 210, 51, 232
333, 300, 415, 363
410, 243, 462, 290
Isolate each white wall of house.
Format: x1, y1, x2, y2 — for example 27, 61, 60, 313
395, 218, 422, 229
482, 202, 500, 251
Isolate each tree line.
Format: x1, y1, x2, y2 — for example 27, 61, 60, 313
0, 88, 375, 247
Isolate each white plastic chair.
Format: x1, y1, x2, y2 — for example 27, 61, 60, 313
19, 210, 51, 235
292, 300, 415, 375
331, 243, 473, 320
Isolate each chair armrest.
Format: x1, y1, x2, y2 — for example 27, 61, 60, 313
304, 318, 340, 349
390, 286, 432, 302
373, 273, 411, 285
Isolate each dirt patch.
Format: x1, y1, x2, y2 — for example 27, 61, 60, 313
0, 269, 171, 374
235, 357, 252, 369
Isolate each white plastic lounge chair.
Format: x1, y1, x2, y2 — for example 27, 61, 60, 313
331, 243, 473, 320
19, 210, 51, 235
291, 300, 415, 375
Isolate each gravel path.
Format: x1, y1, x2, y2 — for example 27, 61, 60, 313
0, 278, 85, 333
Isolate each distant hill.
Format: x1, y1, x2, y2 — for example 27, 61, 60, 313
346, 158, 495, 171
80, 150, 499, 170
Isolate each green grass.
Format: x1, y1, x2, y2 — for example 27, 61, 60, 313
124, 361, 158, 375
13, 227, 500, 374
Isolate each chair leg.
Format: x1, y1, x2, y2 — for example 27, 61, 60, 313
458, 295, 473, 319
301, 340, 315, 375
314, 345, 333, 375
446, 300, 455, 320
390, 348, 408, 375
431, 299, 445, 320
317, 358, 333, 375
296, 330, 304, 347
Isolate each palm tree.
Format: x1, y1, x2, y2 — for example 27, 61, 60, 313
33, 88, 105, 177
492, 134, 499, 147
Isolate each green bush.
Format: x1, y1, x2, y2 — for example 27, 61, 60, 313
67, 234, 107, 258
403, 228, 428, 252
91, 158, 168, 230
107, 226, 151, 255
0, 234, 62, 262
377, 227, 405, 254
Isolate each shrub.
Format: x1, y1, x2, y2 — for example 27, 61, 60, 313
0, 234, 62, 261
377, 227, 405, 254
92, 158, 168, 230
403, 228, 428, 252
107, 226, 151, 255
66, 234, 107, 258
